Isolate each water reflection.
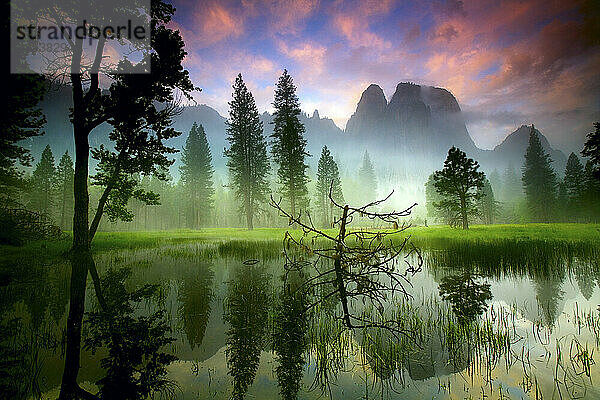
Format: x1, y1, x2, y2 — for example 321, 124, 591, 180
273, 270, 309, 400
438, 272, 493, 324
177, 262, 214, 350
0, 240, 599, 399
532, 273, 564, 329
82, 267, 177, 399
224, 263, 271, 399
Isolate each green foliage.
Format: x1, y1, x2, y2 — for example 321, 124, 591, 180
177, 264, 214, 349
432, 146, 485, 229
56, 151, 74, 229
488, 169, 502, 199
84, 268, 177, 399
224, 264, 271, 400
46, 0, 197, 250
225, 74, 271, 230
0, 70, 46, 197
501, 163, 523, 202
562, 152, 585, 220
90, 92, 181, 226
582, 161, 600, 221
581, 122, 600, 180
438, 273, 492, 324
273, 271, 309, 400
522, 125, 558, 222
180, 123, 215, 228
425, 173, 453, 225
477, 178, 498, 224
357, 150, 377, 206
29, 145, 56, 216
315, 146, 344, 227
271, 70, 310, 216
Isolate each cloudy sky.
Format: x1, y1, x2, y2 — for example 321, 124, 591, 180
168, 0, 599, 153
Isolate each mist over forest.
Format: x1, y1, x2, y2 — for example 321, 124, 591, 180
2, 1, 600, 399
15, 76, 597, 233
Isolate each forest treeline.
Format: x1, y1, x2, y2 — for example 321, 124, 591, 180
426, 124, 600, 228
2, 70, 381, 232
4, 75, 600, 232
7, 119, 600, 233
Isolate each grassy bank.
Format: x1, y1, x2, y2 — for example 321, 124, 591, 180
408, 223, 600, 244
1, 224, 599, 265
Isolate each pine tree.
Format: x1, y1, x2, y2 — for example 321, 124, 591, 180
432, 146, 485, 229
0, 72, 46, 199
315, 146, 344, 227
488, 169, 502, 200
581, 122, 600, 181
271, 70, 310, 216
522, 125, 558, 222
56, 150, 74, 229
225, 74, 271, 230
357, 150, 377, 205
563, 152, 584, 221
477, 178, 497, 225
30, 145, 56, 216
501, 164, 522, 202
425, 173, 453, 225
582, 161, 600, 222
180, 123, 215, 228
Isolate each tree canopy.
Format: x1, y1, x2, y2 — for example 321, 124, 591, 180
432, 146, 485, 229
315, 145, 344, 227
581, 122, 600, 181
271, 69, 310, 216
225, 73, 271, 230
357, 150, 377, 206
180, 122, 215, 229
522, 125, 558, 222
30, 145, 56, 216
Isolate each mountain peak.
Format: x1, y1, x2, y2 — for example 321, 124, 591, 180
359, 84, 387, 110
492, 124, 567, 173
345, 84, 387, 135
389, 82, 422, 104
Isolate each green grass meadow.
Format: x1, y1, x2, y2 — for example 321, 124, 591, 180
2, 223, 599, 267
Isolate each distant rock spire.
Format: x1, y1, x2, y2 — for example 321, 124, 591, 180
312, 109, 320, 119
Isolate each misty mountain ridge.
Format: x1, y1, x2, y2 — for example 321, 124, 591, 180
23, 82, 568, 182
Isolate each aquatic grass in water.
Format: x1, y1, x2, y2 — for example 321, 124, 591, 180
422, 238, 599, 279
3, 226, 600, 399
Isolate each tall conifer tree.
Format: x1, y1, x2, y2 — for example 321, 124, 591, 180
582, 161, 600, 221
225, 74, 271, 230
315, 146, 344, 227
502, 164, 522, 202
180, 123, 214, 228
357, 150, 377, 205
56, 150, 75, 229
522, 125, 558, 222
563, 152, 584, 220
477, 178, 497, 225
581, 122, 600, 180
271, 70, 309, 216
30, 145, 56, 216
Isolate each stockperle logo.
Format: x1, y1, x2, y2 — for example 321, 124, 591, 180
10, 0, 151, 75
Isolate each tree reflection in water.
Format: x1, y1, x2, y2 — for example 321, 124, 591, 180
273, 269, 309, 400
438, 272, 493, 324
177, 263, 214, 350
83, 267, 177, 399
224, 262, 271, 400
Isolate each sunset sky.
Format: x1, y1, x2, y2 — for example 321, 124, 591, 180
169, 0, 599, 153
